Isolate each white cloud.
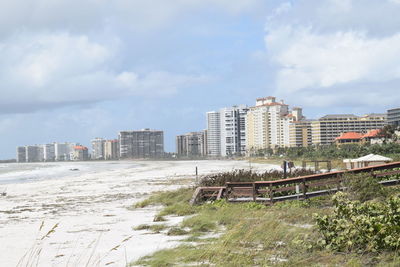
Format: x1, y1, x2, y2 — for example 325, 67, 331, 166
0, 0, 264, 36
264, 0, 400, 109
266, 27, 400, 93
0, 32, 208, 114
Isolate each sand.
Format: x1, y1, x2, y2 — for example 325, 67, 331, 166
0, 160, 278, 266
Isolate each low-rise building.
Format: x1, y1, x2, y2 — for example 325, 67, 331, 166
335, 129, 383, 146
312, 114, 387, 145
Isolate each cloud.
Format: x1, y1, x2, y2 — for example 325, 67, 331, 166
266, 27, 400, 92
0, 0, 264, 36
0, 32, 208, 114
264, 0, 400, 109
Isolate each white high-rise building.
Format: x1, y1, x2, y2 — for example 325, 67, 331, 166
54, 142, 76, 161
91, 138, 106, 160
206, 111, 221, 157
220, 105, 248, 156
43, 144, 55, 161
206, 105, 248, 157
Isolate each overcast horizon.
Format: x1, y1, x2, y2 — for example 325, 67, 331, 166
1, 0, 400, 159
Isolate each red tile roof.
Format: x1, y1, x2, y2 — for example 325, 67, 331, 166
74, 145, 88, 150
336, 132, 363, 140
362, 129, 381, 138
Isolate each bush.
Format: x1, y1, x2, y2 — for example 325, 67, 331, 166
199, 168, 315, 187
315, 192, 400, 252
343, 173, 387, 202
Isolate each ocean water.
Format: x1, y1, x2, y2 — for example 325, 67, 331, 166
0, 160, 277, 266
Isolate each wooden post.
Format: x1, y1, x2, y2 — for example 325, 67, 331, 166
302, 160, 306, 169
315, 161, 319, 172
302, 179, 307, 199
252, 183, 257, 202
327, 161, 332, 171
269, 184, 274, 204
283, 160, 287, 179
336, 174, 341, 191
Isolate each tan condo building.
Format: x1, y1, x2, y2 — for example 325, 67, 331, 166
246, 97, 304, 152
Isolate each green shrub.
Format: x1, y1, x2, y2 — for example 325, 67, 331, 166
343, 173, 388, 202
315, 192, 400, 252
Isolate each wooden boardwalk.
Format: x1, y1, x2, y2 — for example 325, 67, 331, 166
190, 161, 400, 205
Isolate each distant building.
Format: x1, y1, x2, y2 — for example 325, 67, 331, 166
91, 138, 106, 160
247, 97, 301, 151
71, 145, 89, 161
388, 108, 400, 127
335, 132, 364, 146
206, 105, 248, 157
289, 120, 313, 147
104, 139, 120, 160
206, 111, 221, 157
176, 131, 207, 157
311, 114, 387, 145
43, 144, 55, 161
54, 142, 77, 161
16, 146, 26, 162
336, 129, 383, 146
119, 129, 164, 159
219, 105, 248, 156
25, 145, 43, 162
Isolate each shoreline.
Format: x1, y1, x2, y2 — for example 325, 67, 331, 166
0, 160, 277, 266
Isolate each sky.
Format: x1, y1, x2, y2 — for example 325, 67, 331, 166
1, 0, 400, 159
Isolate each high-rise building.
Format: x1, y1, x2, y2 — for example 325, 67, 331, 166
16, 146, 26, 163
119, 129, 164, 158
388, 108, 400, 127
206, 111, 221, 157
91, 138, 106, 160
54, 142, 77, 161
25, 145, 44, 162
311, 114, 387, 145
43, 144, 55, 161
246, 97, 298, 151
176, 131, 207, 157
220, 105, 248, 156
104, 139, 120, 160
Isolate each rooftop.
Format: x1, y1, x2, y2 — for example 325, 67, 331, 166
335, 132, 363, 140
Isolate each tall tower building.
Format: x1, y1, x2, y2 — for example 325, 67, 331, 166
206, 111, 221, 157
43, 144, 55, 162
246, 97, 295, 151
91, 138, 106, 160
220, 105, 248, 156
104, 139, 120, 160
206, 105, 248, 157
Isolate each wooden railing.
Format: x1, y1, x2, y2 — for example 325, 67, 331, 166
190, 161, 400, 205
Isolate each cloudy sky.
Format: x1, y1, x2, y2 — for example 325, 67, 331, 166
1, 0, 400, 159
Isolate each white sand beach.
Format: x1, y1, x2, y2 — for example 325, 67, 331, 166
0, 160, 278, 266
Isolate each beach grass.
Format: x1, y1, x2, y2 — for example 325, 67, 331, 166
131, 185, 400, 267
